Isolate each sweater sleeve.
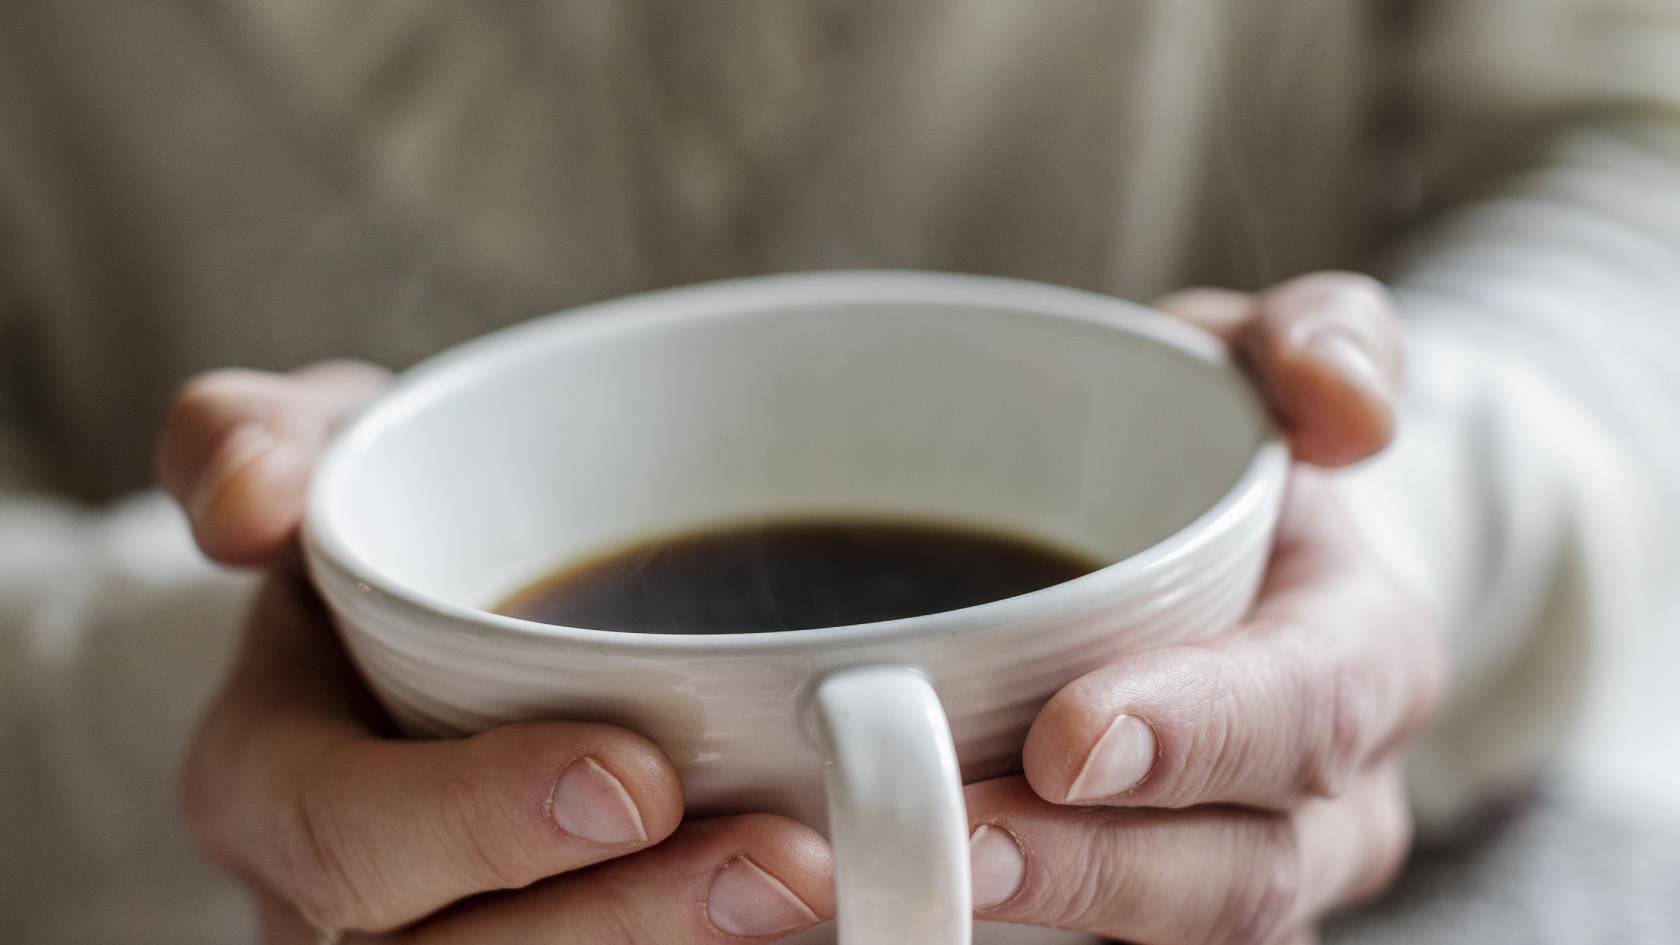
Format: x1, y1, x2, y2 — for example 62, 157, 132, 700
1346, 0, 1680, 832
0, 426, 255, 943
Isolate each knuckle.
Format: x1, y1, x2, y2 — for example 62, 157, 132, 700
440, 774, 521, 890
283, 762, 380, 932
1356, 573, 1447, 748
160, 370, 275, 491
1118, 644, 1235, 807
1351, 788, 1415, 902
439, 743, 534, 890
1212, 814, 1303, 945
1039, 820, 1122, 929
168, 370, 258, 428
1297, 648, 1369, 799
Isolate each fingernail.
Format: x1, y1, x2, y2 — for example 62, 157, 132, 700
970, 824, 1026, 909
1301, 330, 1394, 403
550, 757, 647, 845
707, 856, 820, 937
1066, 714, 1157, 802
188, 423, 277, 523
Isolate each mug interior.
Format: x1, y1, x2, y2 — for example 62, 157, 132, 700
311, 274, 1274, 618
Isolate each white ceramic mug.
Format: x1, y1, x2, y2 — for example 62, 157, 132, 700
304, 271, 1288, 945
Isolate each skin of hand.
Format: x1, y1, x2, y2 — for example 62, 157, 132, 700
159, 363, 836, 944
962, 273, 1444, 945
158, 272, 1438, 944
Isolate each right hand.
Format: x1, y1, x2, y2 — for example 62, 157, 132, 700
159, 363, 835, 944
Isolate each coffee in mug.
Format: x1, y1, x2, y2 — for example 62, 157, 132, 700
496, 517, 1098, 634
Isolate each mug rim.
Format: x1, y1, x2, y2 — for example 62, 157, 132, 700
303, 270, 1290, 655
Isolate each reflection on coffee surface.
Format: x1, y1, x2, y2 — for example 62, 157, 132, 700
496, 518, 1099, 634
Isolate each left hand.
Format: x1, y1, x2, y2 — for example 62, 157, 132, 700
964, 272, 1446, 944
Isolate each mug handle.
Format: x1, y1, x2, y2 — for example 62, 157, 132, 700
811, 665, 971, 945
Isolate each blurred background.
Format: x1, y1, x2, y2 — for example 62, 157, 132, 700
2, 2, 1678, 943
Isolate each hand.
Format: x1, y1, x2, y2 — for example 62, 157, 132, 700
159, 363, 834, 944
963, 272, 1445, 944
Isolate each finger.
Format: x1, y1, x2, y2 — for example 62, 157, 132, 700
156, 360, 389, 564
1296, 763, 1415, 911
374, 814, 834, 945
1152, 287, 1255, 341
964, 769, 1410, 945
181, 577, 684, 935
1152, 275, 1402, 467
1022, 474, 1445, 809
1244, 272, 1403, 466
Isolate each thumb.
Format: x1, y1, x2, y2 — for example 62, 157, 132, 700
1153, 274, 1403, 467
1244, 272, 1402, 467
156, 361, 389, 565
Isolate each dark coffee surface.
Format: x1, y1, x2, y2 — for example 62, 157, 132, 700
496, 518, 1098, 634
